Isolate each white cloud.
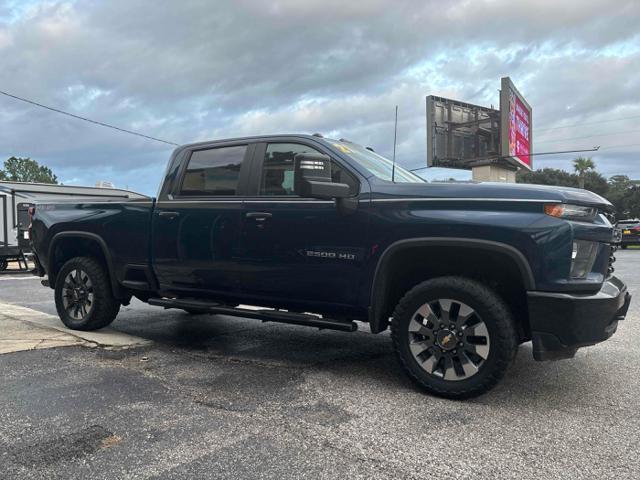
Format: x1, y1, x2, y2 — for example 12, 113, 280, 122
0, 0, 639, 194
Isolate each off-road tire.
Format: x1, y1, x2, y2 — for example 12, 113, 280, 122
391, 276, 518, 399
54, 257, 120, 331
0, 259, 7, 271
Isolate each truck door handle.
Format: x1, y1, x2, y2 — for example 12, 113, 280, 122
245, 212, 272, 221
158, 211, 180, 219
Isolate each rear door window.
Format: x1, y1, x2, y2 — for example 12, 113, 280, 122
180, 145, 247, 196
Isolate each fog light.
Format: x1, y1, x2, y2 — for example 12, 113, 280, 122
570, 240, 598, 279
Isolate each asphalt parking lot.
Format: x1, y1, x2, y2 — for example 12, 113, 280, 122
1, 252, 639, 479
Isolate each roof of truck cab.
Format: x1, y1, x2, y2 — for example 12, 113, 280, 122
179, 134, 329, 150
0, 180, 148, 199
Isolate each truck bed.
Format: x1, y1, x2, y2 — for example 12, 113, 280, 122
30, 197, 155, 289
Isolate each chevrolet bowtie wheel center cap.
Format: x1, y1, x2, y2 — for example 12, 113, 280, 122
436, 330, 457, 351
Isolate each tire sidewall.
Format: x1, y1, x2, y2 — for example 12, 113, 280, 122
393, 279, 515, 397
54, 258, 109, 330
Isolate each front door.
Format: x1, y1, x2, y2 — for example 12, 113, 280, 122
153, 142, 253, 297
238, 141, 369, 309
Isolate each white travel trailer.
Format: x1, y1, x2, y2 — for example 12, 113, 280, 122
0, 181, 146, 271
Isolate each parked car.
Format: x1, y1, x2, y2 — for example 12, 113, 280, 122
29, 134, 630, 399
617, 219, 640, 249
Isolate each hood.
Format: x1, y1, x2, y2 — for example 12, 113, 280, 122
370, 179, 612, 209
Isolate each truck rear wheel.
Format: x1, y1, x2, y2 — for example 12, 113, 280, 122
0, 259, 7, 271
391, 276, 518, 399
54, 257, 120, 331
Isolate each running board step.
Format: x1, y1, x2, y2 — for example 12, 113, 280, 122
147, 298, 357, 332
121, 280, 151, 290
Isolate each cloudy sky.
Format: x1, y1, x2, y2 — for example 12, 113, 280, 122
0, 0, 639, 194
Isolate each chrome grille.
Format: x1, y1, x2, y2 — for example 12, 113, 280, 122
608, 245, 616, 277
604, 209, 618, 277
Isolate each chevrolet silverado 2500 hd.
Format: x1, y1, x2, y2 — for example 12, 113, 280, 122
29, 134, 630, 398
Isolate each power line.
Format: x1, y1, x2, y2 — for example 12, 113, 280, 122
537, 128, 640, 144
535, 143, 640, 161
0, 89, 180, 146
535, 142, 640, 153
599, 143, 640, 150
536, 114, 640, 132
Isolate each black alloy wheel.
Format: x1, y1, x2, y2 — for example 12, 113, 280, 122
391, 276, 518, 399
54, 257, 120, 331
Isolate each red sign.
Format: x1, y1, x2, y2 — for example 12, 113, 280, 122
507, 88, 531, 168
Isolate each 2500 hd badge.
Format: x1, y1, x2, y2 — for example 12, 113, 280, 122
305, 250, 358, 261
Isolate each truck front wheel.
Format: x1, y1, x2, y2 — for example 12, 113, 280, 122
54, 257, 120, 331
391, 276, 518, 399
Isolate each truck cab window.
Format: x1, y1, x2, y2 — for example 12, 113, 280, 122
260, 143, 358, 196
180, 145, 247, 196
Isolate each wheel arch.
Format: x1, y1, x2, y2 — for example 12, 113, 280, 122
368, 238, 535, 334
47, 231, 123, 298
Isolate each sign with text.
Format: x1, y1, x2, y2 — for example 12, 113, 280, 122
500, 77, 533, 170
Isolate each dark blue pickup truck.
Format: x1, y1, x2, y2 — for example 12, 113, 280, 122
29, 134, 630, 398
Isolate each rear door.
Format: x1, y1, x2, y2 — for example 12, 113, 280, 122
236, 140, 369, 309
152, 142, 254, 296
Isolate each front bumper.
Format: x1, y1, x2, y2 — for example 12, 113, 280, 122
528, 276, 630, 361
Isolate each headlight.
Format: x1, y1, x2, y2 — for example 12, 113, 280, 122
570, 240, 598, 279
545, 203, 597, 222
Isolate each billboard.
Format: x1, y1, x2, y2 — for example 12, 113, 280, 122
500, 77, 533, 170
426, 77, 532, 171
426, 95, 500, 169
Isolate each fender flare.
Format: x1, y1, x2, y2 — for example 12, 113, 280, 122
368, 237, 536, 333
48, 231, 123, 297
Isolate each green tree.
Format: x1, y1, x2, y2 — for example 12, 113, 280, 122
517, 167, 609, 197
573, 157, 596, 189
517, 165, 640, 222
516, 167, 579, 188
0, 157, 58, 184
582, 170, 609, 197
606, 175, 635, 219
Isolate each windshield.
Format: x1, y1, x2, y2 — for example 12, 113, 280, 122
328, 140, 425, 183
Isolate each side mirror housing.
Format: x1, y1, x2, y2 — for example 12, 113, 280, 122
293, 153, 350, 199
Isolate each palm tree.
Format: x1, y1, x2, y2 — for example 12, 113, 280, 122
573, 157, 595, 189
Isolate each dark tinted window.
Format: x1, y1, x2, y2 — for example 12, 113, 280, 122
331, 162, 358, 193
180, 145, 247, 196
260, 143, 358, 196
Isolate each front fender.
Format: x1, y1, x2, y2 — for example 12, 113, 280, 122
367, 237, 535, 333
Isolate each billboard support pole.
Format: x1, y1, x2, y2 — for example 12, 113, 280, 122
471, 164, 516, 183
